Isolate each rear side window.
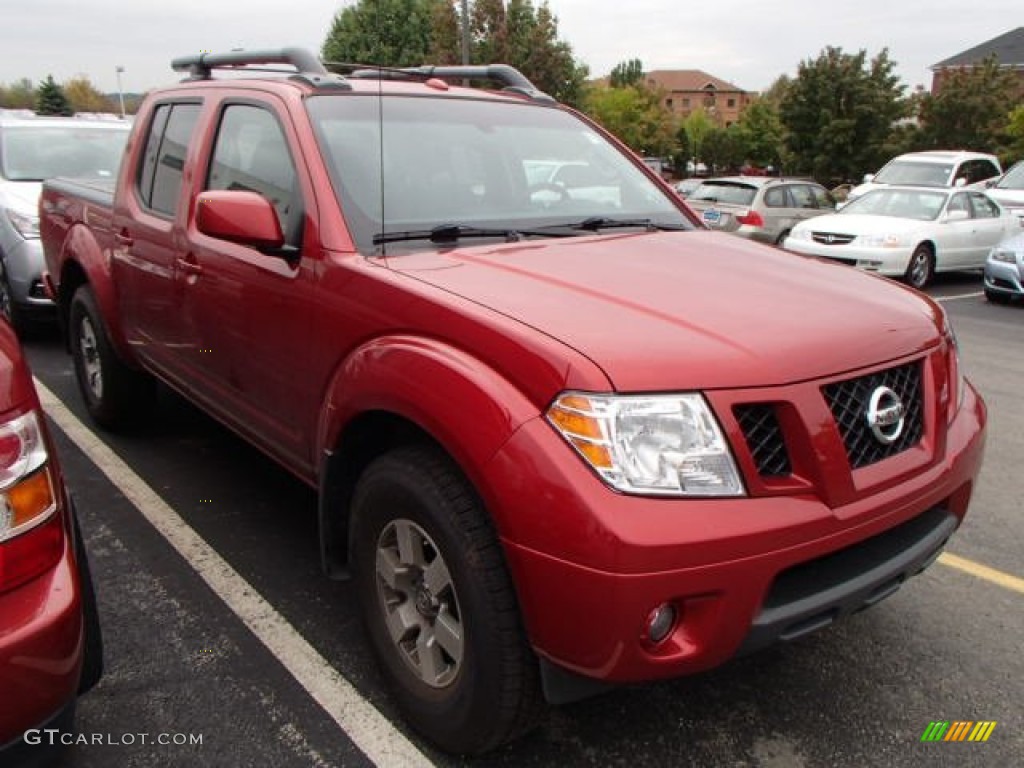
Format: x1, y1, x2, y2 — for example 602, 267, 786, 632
763, 187, 788, 208
136, 102, 201, 217
968, 192, 1000, 219
788, 185, 817, 209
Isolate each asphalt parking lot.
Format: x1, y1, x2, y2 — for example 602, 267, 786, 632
19, 272, 1024, 768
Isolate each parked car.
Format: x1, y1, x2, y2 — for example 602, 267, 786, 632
0, 113, 129, 333
984, 159, 1024, 223
983, 230, 1024, 303
40, 48, 986, 754
0, 318, 103, 766
784, 186, 1018, 288
846, 150, 1002, 205
685, 176, 836, 244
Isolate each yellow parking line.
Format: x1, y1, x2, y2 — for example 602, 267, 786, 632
938, 552, 1024, 595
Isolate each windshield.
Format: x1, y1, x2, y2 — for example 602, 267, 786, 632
840, 188, 947, 220
995, 161, 1024, 190
873, 160, 953, 187
688, 181, 757, 206
0, 125, 128, 182
306, 94, 692, 253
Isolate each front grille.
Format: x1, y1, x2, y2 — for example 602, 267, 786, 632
811, 232, 856, 245
734, 404, 791, 477
823, 361, 923, 469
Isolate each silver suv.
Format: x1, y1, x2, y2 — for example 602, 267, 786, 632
0, 112, 129, 332
685, 176, 836, 245
847, 150, 1002, 205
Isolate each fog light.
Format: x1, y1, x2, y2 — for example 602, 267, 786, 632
645, 603, 677, 644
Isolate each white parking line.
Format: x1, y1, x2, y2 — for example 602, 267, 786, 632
934, 291, 984, 302
34, 379, 435, 768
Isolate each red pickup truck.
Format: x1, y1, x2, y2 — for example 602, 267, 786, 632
39, 49, 986, 754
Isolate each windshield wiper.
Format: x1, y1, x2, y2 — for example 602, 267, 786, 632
373, 223, 577, 246
544, 216, 686, 233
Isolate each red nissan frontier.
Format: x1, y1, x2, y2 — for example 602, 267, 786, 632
38, 48, 986, 754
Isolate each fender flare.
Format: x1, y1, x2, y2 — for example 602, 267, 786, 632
314, 334, 583, 574
58, 223, 135, 363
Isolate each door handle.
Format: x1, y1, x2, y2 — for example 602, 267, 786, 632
176, 257, 204, 276
114, 230, 134, 247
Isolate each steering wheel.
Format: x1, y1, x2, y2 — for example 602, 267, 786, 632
528, 182, 569, 205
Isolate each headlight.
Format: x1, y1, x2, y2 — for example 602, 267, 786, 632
4, 209, 40, 240
788, 228, 811, 241
941, 314, 965, 418
989, 248, 1019, 263
546, 392, 745, 497
856, 233, 902, 248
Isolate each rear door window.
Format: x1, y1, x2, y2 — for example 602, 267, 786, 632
137, 102, 201, 217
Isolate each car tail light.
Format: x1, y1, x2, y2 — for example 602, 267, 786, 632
0, 411, 63, 594
736, 209, 764, 228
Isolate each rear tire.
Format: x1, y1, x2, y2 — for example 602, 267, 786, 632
69, 285, 153, 429
350, 446, 542, 754
904, 244, 934, 290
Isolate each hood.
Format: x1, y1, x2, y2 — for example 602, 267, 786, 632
792, 213, 930, 236
389, 231, 942, 391
0, 180, 43, 214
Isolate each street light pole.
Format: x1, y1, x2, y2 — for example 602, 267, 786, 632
460, 0, 470, 65
115, 65, 126, 119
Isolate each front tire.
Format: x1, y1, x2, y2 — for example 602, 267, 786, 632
69, 285, 153, 429
350, 446, 542, 754
985, 288, 1010, 304
904, 244, 934, 290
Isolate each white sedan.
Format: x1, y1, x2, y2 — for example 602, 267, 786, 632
783, 186, 1021, 289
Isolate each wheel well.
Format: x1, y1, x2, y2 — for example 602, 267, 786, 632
57, 260, 88, 347
318, 411, 444, 578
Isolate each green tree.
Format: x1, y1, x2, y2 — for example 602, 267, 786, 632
63, 76, 114, 113
917, 57, 1021, 154
322, 0, 587, 106
733, 98, 783, 169
701, 125, 746, 174
322, 0, 440, 67
681, 107, 715, 170
1002, 104, 1024, 163
0, 78, 36, 110
582, 84, 675, 156
609, 58, 643, 88
36, 75, 73, 116
780, 47, 906, 184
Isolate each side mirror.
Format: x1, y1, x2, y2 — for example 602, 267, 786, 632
195, 190, 284, 250
945, 209, 969, 222
862, 173, 875, 183
954, 177, 967, 188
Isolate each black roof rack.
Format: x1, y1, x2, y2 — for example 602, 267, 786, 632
170, 47, 350, 90
346, 64, 556, 103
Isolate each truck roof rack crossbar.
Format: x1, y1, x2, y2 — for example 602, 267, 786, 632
171, 48, 351, 90
346, 64, 556, 103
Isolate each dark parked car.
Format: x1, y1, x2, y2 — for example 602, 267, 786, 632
0, 318, 102, 766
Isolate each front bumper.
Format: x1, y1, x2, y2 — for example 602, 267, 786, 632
785, 239, 910, 277
0, 235, 54, 311
486, 371, 985, 687
983, 258, 1024, 297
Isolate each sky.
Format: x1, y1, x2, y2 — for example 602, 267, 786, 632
2, 1, 1020, 97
